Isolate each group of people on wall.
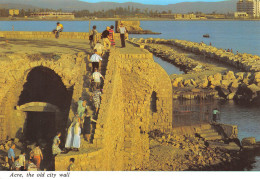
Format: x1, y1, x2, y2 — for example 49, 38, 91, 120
53, 22, 128, 49
89, 22, 128, 50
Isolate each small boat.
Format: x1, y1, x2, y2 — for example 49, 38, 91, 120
203, 34, 210, 38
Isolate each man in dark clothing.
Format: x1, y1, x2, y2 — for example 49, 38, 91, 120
102, 27, 110, 50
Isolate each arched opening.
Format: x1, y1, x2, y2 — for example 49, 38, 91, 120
15, 66, 73, 170
18, 66, 72, 109
151, 91, 157, 113
18, 66, 73, 143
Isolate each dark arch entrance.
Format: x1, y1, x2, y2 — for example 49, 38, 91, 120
18, 66, 72, 109
18, 66, 73, 142
17, 66, 73, 170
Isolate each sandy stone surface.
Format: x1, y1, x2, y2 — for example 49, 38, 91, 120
0, 38, 92, 56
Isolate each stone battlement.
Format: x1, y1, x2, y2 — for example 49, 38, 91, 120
0, 31, 122, 40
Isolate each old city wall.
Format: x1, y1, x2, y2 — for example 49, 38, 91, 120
55, 48, 173, 170
0, 31, 121, 40
0, 31, 173, 170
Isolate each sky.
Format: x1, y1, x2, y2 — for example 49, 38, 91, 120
79, 0, 226, 5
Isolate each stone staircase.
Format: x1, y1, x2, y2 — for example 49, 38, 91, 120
197, 124, 222, 141
79, 51, 109, 145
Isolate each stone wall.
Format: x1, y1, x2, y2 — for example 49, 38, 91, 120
0, 32, 173, 170
0, 31, 121, 40
55, 47, 173, 171
0, 52, 87, 141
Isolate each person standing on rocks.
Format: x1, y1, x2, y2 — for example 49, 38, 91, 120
118, 23, 127, 48
89, 25, 98, 49
7, 143, 16, 170
90, 49, 102, 72
212, 108, 220, 123
101, 26, 111, 51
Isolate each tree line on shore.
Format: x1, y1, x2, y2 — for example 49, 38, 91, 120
0, 7, 219, 18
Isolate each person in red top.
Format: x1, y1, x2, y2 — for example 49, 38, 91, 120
109, 25, 115, 47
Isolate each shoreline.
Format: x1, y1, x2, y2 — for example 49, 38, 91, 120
1, 17, 260, 21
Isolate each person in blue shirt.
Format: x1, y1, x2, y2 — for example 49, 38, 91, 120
8, 143, 16, 170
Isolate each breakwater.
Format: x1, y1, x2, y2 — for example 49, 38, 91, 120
129, 38, 260, 103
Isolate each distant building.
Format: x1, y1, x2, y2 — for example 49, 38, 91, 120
9, 9, 19, 16
234, 12, 249, 18
159, 13, 198, 19
205, 14, 226, 19
237, 0, 260, 17
30, 12, 75, 19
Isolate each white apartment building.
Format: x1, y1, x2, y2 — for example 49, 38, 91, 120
237, 0, 260, 17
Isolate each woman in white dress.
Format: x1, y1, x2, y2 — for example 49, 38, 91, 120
65, 115, 81, 151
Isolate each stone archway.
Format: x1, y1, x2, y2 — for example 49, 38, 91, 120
15, 66, 73, 143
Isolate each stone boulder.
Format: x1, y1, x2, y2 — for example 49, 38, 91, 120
223, 71, 236, 81
241, 137, 256, 146
227, 92, 236, 100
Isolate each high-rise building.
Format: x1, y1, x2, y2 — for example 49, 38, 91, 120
237, 0, 260, 17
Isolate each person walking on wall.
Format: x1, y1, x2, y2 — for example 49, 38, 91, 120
92, 86, 102, 116
94, 41, 104, 56
109, 25, 115, 47
90, 49, 102, 72
119, 23, 127, 48
92, 68, 104, 90
89, 25, 98, 49
77, 98, 88, 128
7, 143, 16, 170
101, 26, 110, 51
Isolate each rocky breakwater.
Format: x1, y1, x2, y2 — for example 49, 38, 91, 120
172, 71, 260, 102
146, 130, 242, 171
129, 38, 260, 104
172, 39, 260, 72
130, 38, 206, 73
115, 20, 161, 34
